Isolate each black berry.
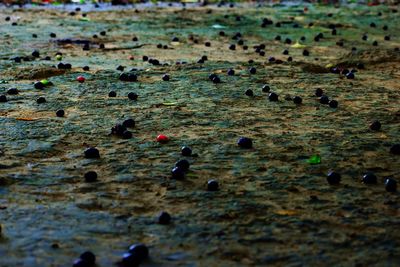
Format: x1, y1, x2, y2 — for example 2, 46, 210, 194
327, 171, 341, 185
84, 147, 100, 159
320, 95, 329, 104
329, 100, 338, 108
56, 109, 65, 117
212, 76, 221, 84
315, 88, 323, 97
181, 146, 192, 156
128, 92, 138, 100
162, 74, 170, 81
171, 167, 185, 179
32, 50, 40, 58
262, 85, 270, 93
128, 243, 149, 262
227, 69, 235, 76
245, 89, 254, 97
369, 120, 381, 131
362, 172, 377, 184
268, 92, 278, 102
385, 178, 397, 192
122, 130, 132, 139
80, 251, 96, 265
346, 72, 355, 79
293, 96, 302, 104
158, 211, 171, 225
111, 124, 127, 136
175, 159, 190, 171
237, 137, 253, 149
207, 180, 219, 191
84, 171, 98, 183
36, 97, 46, 104
122, 118, 135, 128
7, 88, 18, 95
390, 144, 400, 155
34, 81, 45, 89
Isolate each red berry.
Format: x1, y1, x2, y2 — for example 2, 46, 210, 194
76, 76, 85, 83
156, 134, 169, 143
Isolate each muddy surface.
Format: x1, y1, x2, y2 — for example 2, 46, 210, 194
1, 3, 400, 267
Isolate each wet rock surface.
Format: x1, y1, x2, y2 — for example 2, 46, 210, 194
0, 2, 400, 266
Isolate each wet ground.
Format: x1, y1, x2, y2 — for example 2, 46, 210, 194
0, 2, 400, 267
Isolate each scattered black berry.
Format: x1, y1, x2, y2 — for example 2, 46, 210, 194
362, 172, 377, 184
327, 171, 341, 185
56, 109, 65, 117
84, 171, 98, 182
207, 179, 219, 191
84, 147, 100, 159
158, 211, 171, 225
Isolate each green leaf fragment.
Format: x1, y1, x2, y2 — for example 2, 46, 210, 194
40, 79, 49, 85
307, 155, 321, 164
